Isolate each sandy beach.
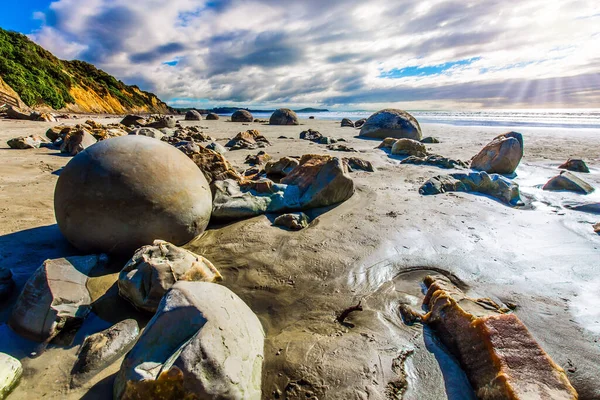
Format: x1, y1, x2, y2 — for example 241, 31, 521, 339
0, 116, 599, 399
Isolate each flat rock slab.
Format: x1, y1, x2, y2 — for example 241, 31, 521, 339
422, 276, 578, 400
9, 255, 106, 342
114, 281, 265, 400
0, 353, 22, 399
543, 171, 594, 194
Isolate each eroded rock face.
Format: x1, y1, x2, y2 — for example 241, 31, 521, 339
71, 319, 140, 387
147, 115, 176, 129
129, 127, 165, 140
343, 157, 375, 172
120, 115, 147, 127
183, 144, 243, 184
245, 151, 272, 166
7, 135, 48, 149
225, 129, 271, 150
54, 135, 213, 255
231, 109, 253, 122
9, 255, 106, 342
341, 118, 354, 127
60, 129, 97, 156
359, 109, 422, 140
419, 171, 523, 206
300, 129, 322, 142
270, 108, 299, 125
206, 113, 219, 120
184, 110, 202, 121
391, 138, 427, 157
471, 131, 523, 174
354, 118, 366, 128
114, 281, 264, 400
273, 212, 309, 230
265, 157, 300, 177
0, 353, 22, 399
543, 171, 594, 194
118, 240, 222, 313
422, 275, 578, 400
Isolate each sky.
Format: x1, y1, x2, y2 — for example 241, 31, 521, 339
1, 0, 600, 110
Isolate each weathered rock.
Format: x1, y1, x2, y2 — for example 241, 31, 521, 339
273, 212, 309, 230
401, 154, 468, 169
129, 127, 165, 140
205, 112, 219, 120
421, 136, 440, 144
225, 129, 270, 150
183, 144, 243, 184
184, 110, 202, 121
543, 171, 594, 194
300, 129, 322, 142
359, 109, 422, 140
341, 118, 354, 127
391, 138, 427, 157
280, 154, 355, 209
92, 128, 129, 141
55, 135, 213, 255
0, 267, 15, 301
85, 120, 104, 129
203, 142, 225, 155
471, 131, 523, 174
34, 112, 57, 122
118, 240, 222, 313
0, 353, 22, 399
213, 155, 354, 219
9, 255, 106, 342
71, 319, 140, 387
60, 129, 97, 156
46, 126, 68, 141
327, 144, 357, 152
5, 106, 32, 120
120, 115, 147, 127
270, 108, 299, 125
319, 136, 333, 145
147, 115, 176, 129
231, 109, 253, 122
419, 171, 523, 206
343, 157, 375, 172
308, 115, 315, 119
7, 135, 48, 149
422, 275, 578, 400
558, 159, 589, 173
114, 282, 264, 400
265, 157, 300, 177
245, 150, 272, 165
354, 118, 366, 128
593, 222, 600, 233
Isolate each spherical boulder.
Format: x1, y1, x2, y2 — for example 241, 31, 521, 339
231, 110, 253, 122
270, 108, 299, 125
54, 135, 212, 255
185, 110, 202, 121
359, 109, 422, 140
206, 113, 220, 120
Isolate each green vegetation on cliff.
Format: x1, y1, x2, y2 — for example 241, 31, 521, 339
0, 27, 168, 112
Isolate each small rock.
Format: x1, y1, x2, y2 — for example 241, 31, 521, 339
319, 136, 332, 145
205, 113, 219, 120
273, 212, 310, 230
341, 118, 354, 127
118, 240, 222, 313
206, 141, 227, 154
327, 144, 357, 152
558, 159, 589, 173
543, 171, 594, 194
7, 135, 48, 149
226, 129, 270, 150
60, 129, 97, 156
265, 157, 300, 177
421, 136, 440, 144
593, 222, 600, 233
129, 127, 164, 140
354, 118, 366, 128
245, 150, 272, 165
299, 129, 322, 142
147, 115, 176, 129
391, 138, 427, 157
343, 157, 375, 172
376, 137, 398, 149
70, 319, 140, 387
401, 154, 468, 169
0, 267, 15, 301
120, 115, 147, 127
309, 116, 315, 119
0, 353, 22, 398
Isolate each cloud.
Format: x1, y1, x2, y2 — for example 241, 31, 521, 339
27, 0, 600, 108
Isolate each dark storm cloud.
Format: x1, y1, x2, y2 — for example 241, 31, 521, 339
129, 42, 186, 63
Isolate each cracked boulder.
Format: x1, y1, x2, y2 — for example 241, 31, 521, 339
113, 281, 264, 400
9, 255, 107, 342
118, 240, 222, 313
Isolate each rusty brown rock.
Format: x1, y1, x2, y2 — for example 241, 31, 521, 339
422, 275, 578, 400
265, 157, 300, 177
558, 159, 589, 173
184, 145, 243, 184
60, 129, 97, 156
471, 132, 524, 174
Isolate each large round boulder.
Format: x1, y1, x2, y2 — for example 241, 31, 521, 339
205, 113, 219, 120
184, 110, 202, 121
54, 135, 212, 255
471, 131, 523, 174
270, 108, 299, 125
231, 110, 253, 122
359, 109, 422, 140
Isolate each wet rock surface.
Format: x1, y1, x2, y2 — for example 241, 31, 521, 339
421, 275, 578, 400
471, 131, 524, 174
0, 266, 15, 301
118, 240, 222, 313
70, 319, 140, 387
420, 171, 523, 206
114, 281, 264, 400
359, 109, 422, 140
9, 254, 106, 342
543, 171, 594, 194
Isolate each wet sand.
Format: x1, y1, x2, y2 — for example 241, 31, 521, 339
0, 116, 599, 399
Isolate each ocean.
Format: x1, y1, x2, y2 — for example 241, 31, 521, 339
245, 109, 600, 129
